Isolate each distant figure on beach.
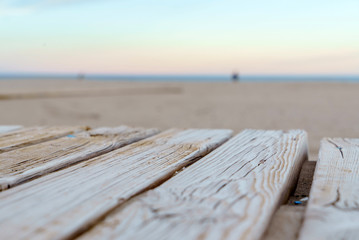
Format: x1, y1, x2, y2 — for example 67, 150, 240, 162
232, 72, 239, 82
77, 73, 85, 81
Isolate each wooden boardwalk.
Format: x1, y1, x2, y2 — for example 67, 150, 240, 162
0, 125, 356, 239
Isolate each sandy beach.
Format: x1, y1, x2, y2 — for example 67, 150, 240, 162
1, 79, 358, 159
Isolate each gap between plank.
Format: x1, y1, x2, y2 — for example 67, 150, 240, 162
65, 135, 232, 240
263, 160, 317, 240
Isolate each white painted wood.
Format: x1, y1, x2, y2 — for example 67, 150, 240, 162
0, 125, 22, 134
80, 129, 308, 240
0, 128, 232, 240
0, 126, 87, 153
299, 138, 359, 240
0, 126, 159, 191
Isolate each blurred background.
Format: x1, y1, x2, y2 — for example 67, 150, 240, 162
1, 0, 358, 76
1, 0, 359, 158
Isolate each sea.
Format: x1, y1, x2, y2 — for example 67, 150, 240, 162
1, 74, 359, 82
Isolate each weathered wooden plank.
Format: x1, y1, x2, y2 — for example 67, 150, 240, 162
0, 126, 159, 191
299, 138, 359, 240
80, 129, 308, 240
0, 128, 232, 240
0, 125, 22, 134
0, 126, 87, 153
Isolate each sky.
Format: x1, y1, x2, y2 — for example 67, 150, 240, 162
0, 0, 358, 75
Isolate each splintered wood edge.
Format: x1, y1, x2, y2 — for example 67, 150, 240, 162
0, 126, 160, 191
78, 129, 308, 240
0, 126, 89, 153
0, 126, 22, 134
0, 128, 233, 240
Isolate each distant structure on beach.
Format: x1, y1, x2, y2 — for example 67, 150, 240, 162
232, 72, 239, 82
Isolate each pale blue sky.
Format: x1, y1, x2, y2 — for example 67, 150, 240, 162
1, 0, 358, 74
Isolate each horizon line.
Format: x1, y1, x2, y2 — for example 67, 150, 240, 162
1, 72, 359, 77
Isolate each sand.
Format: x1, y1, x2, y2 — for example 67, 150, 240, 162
1, 79, 359, 159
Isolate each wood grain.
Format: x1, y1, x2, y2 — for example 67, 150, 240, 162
0, 125, 22, 134
0, 128, 232, 240
299, 138, 359, 240
0, 126, 87, 153
0, 126, 159, 191
80, 129, 308, 240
